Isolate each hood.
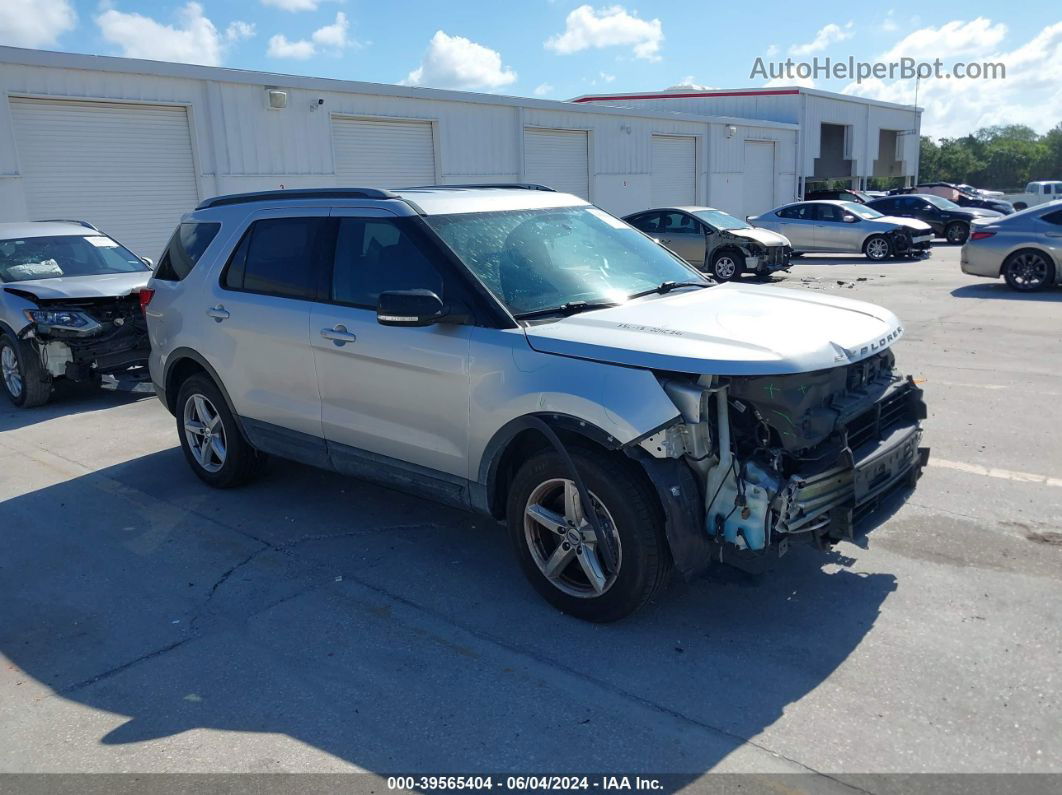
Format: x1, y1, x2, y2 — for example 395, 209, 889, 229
877, 216, 933, 232
955, 207, 1003, 219
523, 283, 904, 376
726, 227, 790, 247
3, 272, 150, 302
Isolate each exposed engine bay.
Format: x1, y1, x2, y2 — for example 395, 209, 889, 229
8, 289, 151, 390
639, 350, 928, 572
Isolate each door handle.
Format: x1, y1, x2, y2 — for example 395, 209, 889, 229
659, 238, 672, 244
320, 324, 357, 346
206, 304, 229, 322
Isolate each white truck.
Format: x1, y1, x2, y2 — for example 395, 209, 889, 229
1004, 181, 1062, 210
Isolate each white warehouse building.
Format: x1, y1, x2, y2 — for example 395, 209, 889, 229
0, 47, 917, 261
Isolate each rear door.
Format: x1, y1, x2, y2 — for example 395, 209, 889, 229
204, 210, 328, 446
309, 210, 473, 481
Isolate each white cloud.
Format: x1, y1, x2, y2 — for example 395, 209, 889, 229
533, 83, 554, 96
668, 77, 716, 91
879, 17, 1006, 61
267, 34, 315, 59
545, 5, 663, 61
766, 75, 815, 89
882, 11, 898, 34
403, 31, 517, 91
96, 2, 251, 66
765, 44, 779, 57
0, 0, 76, 48
261, 0, 320, 11
311, 12, 352, 49
789, 22, 853, 56
266, 12, 356, 59
844, 20, 1062, 138
599, 71, 615, 83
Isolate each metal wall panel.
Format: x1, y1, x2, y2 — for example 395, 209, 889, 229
650, 135, 696, 206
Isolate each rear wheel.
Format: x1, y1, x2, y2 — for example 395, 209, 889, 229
506, 448, 671, 622
1002, 250, 1055, 292
0, 332, 51, 408
176, 374, 265, 488
864, 235, 892, 261
945, 221, 969, 245
710, 250, 744, 282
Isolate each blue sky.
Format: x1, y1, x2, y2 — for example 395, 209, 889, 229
1, 1, 1059, 138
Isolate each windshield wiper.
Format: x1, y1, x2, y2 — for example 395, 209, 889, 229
513, 300, 619, 320
627, 280, 710, 300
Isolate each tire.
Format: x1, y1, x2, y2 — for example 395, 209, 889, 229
1002, 249, 1055, 292
506, 448, 671, 622
1013, 202, 1027, 211
0, 332, 51, 408
863, 235, 892, 261
945, 221, 969, 245
710, 250, 744, 282
176, 373, 265, 488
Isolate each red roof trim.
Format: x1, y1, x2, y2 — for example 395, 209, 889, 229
573, 89, 801, 103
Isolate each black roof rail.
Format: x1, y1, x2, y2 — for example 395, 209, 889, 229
196, 187, 400, 210
400, 183, 557, 192
35, 219, 99, 230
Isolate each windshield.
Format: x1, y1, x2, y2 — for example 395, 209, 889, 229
691, 209, 748, 230
0, 235, 148, 283
841, 202, 884, 220
922, 195, 961, 211
424, 206, 708, 317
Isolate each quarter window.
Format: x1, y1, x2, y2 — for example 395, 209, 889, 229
155, 222, 221, 281
331, 218, 446, 307
222, 217, 328, 300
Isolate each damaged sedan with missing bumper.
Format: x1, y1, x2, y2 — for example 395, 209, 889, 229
0, 222, 153, 408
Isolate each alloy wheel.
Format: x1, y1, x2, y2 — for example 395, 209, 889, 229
1, 345, 22, 400
714, 256, 737, 279
1007, 252, 1050, 290
866, 238, 890, 260
523, 478, 621, 598
183, 393, 227, 473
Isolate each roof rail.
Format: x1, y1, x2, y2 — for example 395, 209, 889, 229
35, 219, 99, 230
401, 183, 557, 192
196, 187, 400, 210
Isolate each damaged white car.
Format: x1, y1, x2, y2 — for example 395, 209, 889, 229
149, 186, 928, 622
0, 221, 153, 408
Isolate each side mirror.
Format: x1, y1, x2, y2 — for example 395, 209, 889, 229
377, 289, 448, 327
141, 256, 154, 268
842, 214, 858, 223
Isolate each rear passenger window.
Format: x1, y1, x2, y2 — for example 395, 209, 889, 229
330, 218, 445, 307
154, 222, 221, 281
222, 217, 328, 299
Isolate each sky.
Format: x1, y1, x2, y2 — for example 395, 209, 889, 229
0, 1, 1059, 139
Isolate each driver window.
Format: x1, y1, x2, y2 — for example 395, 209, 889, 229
331, 218, 445, 308
631, 212, 663, 233
660, 212, 701, 234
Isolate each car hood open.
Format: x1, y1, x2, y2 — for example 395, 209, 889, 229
522, 283, 904, 375
3, 272, 151, 302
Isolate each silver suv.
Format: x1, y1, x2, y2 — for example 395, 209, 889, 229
147, 186, 928, 621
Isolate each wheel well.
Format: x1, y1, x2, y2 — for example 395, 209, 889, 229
1004, 247, 1057, 273
1013, 202, 1027, 210
711, 246, 744, 261
486, 426, 650, 520
164, 356, 208, 414
862, 233, 887, 251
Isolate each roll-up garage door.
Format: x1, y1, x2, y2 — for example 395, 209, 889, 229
523, 128, 590, 199
743, 140, 776, 220
651, 135, 696, 206
332, 117, 436, 188
10, 98, 199, 259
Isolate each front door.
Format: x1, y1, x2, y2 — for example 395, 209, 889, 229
309, 210, 473, 481
657, 211, 707, 265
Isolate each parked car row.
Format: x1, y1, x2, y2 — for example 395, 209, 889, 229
1, 184, 931, 622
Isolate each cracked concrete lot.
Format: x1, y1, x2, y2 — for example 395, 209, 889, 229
1, 244, 1061, 786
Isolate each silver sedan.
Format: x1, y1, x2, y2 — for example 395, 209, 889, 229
749, 200, 933, 260
960, 200, 1062, 291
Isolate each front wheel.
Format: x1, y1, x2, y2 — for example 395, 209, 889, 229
710, 250, 744, 282
864, 235, 892, 261
506, 449, 671, 622
0, 332, 51, 408
945, 221, 969, 245
1002, 250, 1055, 292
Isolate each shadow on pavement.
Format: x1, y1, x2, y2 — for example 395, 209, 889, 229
0, 382, 153, 433
951, 283, 1062, 301
1, 448, 897, 776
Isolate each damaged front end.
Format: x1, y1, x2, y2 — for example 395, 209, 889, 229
638, 350, 928, 576
11, 290, 152, 391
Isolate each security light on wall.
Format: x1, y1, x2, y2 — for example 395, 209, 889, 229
726, 125, 737, 138
266, 89, 288, 110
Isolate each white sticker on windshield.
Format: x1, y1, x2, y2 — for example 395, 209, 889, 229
586, 207, 630, 229
85, 236, 119, 248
